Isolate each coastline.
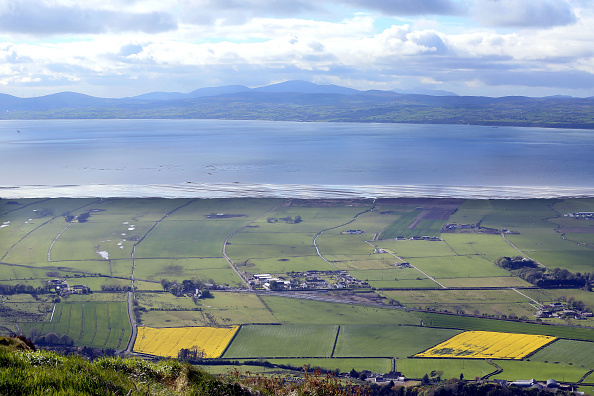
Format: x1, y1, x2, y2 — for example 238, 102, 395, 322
2, 183, 594, 200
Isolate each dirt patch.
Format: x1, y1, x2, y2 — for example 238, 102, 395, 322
205, 214, 247, 219
289, 199, 372, 207
423, 208, 456, 220
407, 219, 423, 230
557, 227, 594, 233
376, 198, 463, 210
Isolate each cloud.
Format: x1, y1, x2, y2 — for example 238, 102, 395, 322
341, 0, 465, 16
179, 0, 322, 25
473, 0, 577, 28
0, 1, 177, 35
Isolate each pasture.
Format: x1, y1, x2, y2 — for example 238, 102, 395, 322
21, 301, 131, 350
530, 339, 594, 367
494, 360, 590, 382
396, 358, 496, 380
417, 312, 594, 342
1, 195, 593, 383
332, 325, 461, 358
222, 325, 339, 358
381, 289, 538, 317
261, 296, 420, 326
251, 358, 393, 373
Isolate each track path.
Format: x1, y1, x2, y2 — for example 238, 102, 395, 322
125, 199, 198, 353
368, 243, 447, 289
222, 200, 289, 290
312, 200, 377, 269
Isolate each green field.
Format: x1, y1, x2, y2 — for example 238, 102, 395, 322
1, 197, 593, 380
20, 301, 131, 350
381, 289, 537, 317
261, 296, 420, 326
418, 312, 594, 342
530, 339, 594, 367
494, 361, 590, 382
397, 358, 496, 380
223, 325, 339, 358
333, 325, 461, 358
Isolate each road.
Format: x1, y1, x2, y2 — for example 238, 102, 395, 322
222, 200, 289, 290
369, 242, 447, 289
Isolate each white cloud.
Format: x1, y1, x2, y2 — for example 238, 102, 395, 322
0, 1, 177, 35
0, 0, 593, 97
472, 0, 576, 28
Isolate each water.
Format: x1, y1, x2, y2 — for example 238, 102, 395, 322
1, 119, 593, 199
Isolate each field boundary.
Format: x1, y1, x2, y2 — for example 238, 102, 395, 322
330, 325, 340, 358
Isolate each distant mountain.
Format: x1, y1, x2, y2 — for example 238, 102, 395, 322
0, 92, 126, 111
1, 81, 593, 129
252, 80, 359, 95
130, 85, 250, 101
392, 88, 458, 96
129, 81, 357, 101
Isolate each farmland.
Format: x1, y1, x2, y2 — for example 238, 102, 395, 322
134, 326, 239, 358
1, 197, 593, 389
414, 331, 556, 359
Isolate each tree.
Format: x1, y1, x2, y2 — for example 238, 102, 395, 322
421, 374, 430, 385
460, 373, 464, 381
77, 212, 91, 223
350, 368, 359, 378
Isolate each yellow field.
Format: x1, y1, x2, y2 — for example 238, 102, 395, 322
134, 326, 239, 358
415, 331, 556, 360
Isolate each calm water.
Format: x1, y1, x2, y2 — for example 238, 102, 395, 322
1, 119, 593, 198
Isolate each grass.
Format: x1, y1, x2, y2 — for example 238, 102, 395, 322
261, 296, 421, 326
408, 255, 510, 279
447, 200, 494, 225
418, 312, 594, 342
246, 358, 393, 373
0, 336, 255, 396
21, 302, 131, 350
441, 233, 520, 260
528, 250, 594, 274
437, 276, 531, 288
495, 360, 590, 382
380, 289, 537, 317
396, 358, 496, 380
530, 339, 594, 368
375, 240, 457, 258
222, 325, 339, 358
332, 325, 462, 358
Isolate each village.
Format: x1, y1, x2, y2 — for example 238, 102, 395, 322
248, 270, 371, 290
535, 302, 594, 321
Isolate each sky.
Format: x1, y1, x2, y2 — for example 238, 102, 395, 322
1, 0, 593, 98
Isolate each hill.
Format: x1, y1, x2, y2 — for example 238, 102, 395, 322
1, 81, 593, 128
0, 336, 583, 396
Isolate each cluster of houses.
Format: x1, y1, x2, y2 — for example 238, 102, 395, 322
47, 279, 90, 296
564, 212, 594, 220
535, 302, 593, 320
357, 371, 406, 383
394, 236, 442, 241
249, 270, 371, 290
493, 378, 580, 392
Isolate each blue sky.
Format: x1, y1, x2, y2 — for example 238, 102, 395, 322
0, 0, 593, 98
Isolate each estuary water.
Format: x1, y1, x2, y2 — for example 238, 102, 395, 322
1, 119, 593, 199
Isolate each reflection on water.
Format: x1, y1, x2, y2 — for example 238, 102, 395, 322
3, 183, 594, 199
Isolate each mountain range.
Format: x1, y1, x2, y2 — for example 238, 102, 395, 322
1, 80, 592, 129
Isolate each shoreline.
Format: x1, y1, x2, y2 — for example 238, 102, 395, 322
2, 183, 594, 200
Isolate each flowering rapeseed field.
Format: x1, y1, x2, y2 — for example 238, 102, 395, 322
134, 326, 239, 358
414, 330, 556, 359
